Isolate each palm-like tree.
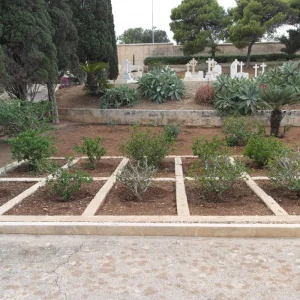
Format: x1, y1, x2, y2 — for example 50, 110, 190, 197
260, 86, 300, 137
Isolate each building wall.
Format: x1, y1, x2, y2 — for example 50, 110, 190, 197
117, 42, 286, 66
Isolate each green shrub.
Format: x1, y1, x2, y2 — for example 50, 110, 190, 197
47, 169, 93, 201
117, 159, 157, 201
73, 137, 106, 170
0, 100, 50, 136
214, 75, 262, 116
144, 53, 299, 66
164, 124, 181, 142
195, 84, 215, 105
101, 86, 138, 109
137, 68, 184, 103
8, 130, 56, 172
193, 155, 246, 198
120, 125, 173, 167
267, 150, 300, 194
222, 116, 265, 146
244, 136, 288, 167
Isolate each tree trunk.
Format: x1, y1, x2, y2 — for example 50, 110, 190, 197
246, 40, 255, 69
47, 82, 60, 124
270, 109, 282, 137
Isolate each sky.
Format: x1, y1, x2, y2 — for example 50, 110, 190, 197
111, 0, 237, 42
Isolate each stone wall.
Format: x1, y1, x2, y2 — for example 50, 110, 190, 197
117, 42, 287, 66
59, 108, 300, 127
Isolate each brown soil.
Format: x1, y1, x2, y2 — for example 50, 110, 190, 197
97, 182, 176, 216
257, 181, 300, 215
0, 160, 66, 178
239, 157, 268, 177
186, 181, 273, 216
6, 181, 104, 216
70, 159, 122, 177
0, 182, 34, 206
182, 157, 198, 177
156, 159, 175, 178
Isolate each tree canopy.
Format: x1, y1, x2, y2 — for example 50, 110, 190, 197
170, 0, 229, 56
118, 28, 170, 44
0, 0, 57, 100
69, 0, 118, 79
229, 0, 290, 66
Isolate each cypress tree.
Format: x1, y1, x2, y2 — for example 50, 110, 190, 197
0, 0, 57, 100
69, 0, 118, 79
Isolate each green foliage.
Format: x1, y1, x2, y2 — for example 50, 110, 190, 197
144, 54, 299, 66
170, 0, 229, 55
47, 169, 93, 201
69, 0, 118, 79
0, 0, 58, 100
213, 75, 261, 116
8, 131, 56, 172
229, 0, 290, 65
244, 136, 288, 167
193, 155, 246, 198
116, 159, 157, 201
222, 116, 265, 146
73, 137, 106, 170
101, 86, 138, 109
0, 100, 51, 136
164, 124, 181, 142
118, 27, 170, 44
267, 150, 300, 194
120, 125, 173, 167
137, 68, 184, 103
279, 29, 300, 58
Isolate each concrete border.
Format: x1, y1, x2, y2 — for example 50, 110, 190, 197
0, 160, 24, 176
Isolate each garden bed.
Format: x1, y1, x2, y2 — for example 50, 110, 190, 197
97, 182, 177, 216
156, 158, 175, 178
257, 181, 300, 215
182, 157, 198, 177
186, 181, 273, 216
0, 182, 34, 206
5, 181, 104, 216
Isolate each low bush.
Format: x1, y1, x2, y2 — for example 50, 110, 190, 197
144, 53, 300, 66
101, 86, 138, 109
117, 159, 157, 201
193, 155, 246, 198
120, 125, 173, 167
244, 136, 288, 167
137, 68, 185, 103
73, 137, 106, 170
267, 150, 300, 195
195, 84, 215, 105
164, 124, 181, 142
222, 116, 265, 146
47, 169, 93, 201
8, 130, 56, 172
0, 100, 50, 136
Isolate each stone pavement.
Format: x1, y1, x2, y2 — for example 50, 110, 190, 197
0, 235, 300, 300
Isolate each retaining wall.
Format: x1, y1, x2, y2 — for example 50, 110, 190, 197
59, 108, 300, 127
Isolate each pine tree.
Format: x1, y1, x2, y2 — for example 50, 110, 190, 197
69, 0, 118, 79
0, 0, 57, 100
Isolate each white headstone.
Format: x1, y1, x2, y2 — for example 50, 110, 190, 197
253, 64, 259, 78
185, 63, 192, 78
189, 58, 198, 73
122, 59, 132, 80
230, 59, 239, 78
206, 58, 212, 72
213, 64, 222, 76
261, 63, 267, 74
198, 71, 204, 79
239, 62, 245, 73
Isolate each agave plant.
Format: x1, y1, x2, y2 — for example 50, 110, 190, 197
260, 86, 300, 137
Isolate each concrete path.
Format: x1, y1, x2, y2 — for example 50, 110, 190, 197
0, 235, 299, 300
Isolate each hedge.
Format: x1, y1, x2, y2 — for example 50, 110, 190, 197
144, 53, 300, 65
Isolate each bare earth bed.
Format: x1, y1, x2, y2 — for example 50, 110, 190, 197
5, 181, 104, 216
156, 159, 175, 178
182, 157, 198, 177
70, 158, 122, 177
97, 182, 177, 216
186, 181, 273, 216
0, 182, 34, 206
257, 181, 300, 215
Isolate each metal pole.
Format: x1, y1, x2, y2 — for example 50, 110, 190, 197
152, 0, 154, 43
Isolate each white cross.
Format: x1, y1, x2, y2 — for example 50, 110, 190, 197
253, 64, 259, 78
260, 63, 267, 74
124, 59, 131, 73
186, 63, 191, 73
206, 58, 212, 72
234, 59, 239, 64
189, 58, 198, 73
239, 62, 245, 73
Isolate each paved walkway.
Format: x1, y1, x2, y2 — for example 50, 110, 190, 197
0, 235, 299, 300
